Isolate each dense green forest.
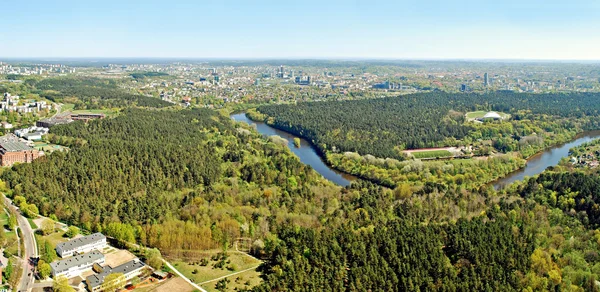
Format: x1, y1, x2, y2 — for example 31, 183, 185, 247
2, 94, 600, 290
256, 92, 600, 159
2, 108, 340, 254
27, 77, 172, 109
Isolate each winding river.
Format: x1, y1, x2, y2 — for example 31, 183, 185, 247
492, 130, 600, 189
232, 113, 600, 190
231, 113, 356, 186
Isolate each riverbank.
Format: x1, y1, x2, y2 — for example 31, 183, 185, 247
236, 111, 600, 190
230, 113, 356, 186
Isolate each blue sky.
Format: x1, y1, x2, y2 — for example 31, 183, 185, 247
1, 0, 599, 59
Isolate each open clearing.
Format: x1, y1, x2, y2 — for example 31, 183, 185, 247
170, 250, 261, 285
465, 110, 510, 120
201, 268, 262, 292
104, 249, 136, 267
410, 150, 453, 159
140, 277, 195, 292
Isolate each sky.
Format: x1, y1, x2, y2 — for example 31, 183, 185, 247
1, 0, 599, 60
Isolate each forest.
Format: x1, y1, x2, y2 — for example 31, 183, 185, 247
1, 108, 340, 254
26, 77, 172, 109
255, 91, 600, 159
1, 92, 600, 290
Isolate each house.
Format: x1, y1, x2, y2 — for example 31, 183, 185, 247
1, 122, 13, 129
50, 251, 105, 278
85, 259, 147, 292
56, 233, 107, 258
0, 134, 41, 166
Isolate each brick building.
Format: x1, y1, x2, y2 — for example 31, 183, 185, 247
0, 134, 41, 167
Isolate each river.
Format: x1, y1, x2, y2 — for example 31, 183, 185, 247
232, 113, 600, 190
231, 113, 356, 186
492, 130, 600, 189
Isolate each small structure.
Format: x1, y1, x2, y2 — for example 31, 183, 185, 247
152, 270, 168, 280
85, 259, 147, 292
50, 251, 105, 278
480, 111, 503, 121
56, 233, 107, 258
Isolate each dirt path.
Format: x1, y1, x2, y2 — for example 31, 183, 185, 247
198, 265, 261, 285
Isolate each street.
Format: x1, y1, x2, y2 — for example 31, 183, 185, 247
3, 196, 38, 292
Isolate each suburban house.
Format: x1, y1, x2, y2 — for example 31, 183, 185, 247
0, 134, 41, 166
85, 259, 147, 292
50, 251, 105, 278
56, 233, 108, 258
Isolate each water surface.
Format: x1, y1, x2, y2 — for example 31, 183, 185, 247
493, 130, 600, 189
231, 113, 356, 186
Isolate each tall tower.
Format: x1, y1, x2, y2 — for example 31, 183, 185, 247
484, 73, 489, 86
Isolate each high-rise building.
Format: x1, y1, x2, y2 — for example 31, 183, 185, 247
254, 78, 260, 86
461, 84, 467, 92
484, 73, 489, 86
278, 65, 284, 78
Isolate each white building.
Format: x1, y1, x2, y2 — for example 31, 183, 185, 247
50, 250, 105, 278
56, 233, 107, 258
85, 260, 147, 292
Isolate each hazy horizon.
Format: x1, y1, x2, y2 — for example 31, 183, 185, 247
2, 0, 599, 60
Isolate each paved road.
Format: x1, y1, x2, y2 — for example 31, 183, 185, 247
4, 196, 38, 292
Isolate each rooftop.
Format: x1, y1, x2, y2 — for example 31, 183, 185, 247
50, 251, 104, 274
483, 111, 502, 119
0, 134, 33, 152
57, 233, 106, 253
86, 260, 146, 289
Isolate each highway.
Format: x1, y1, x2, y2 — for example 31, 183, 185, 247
3, 196, 38, 292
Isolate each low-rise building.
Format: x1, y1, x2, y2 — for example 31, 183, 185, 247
50, 251, 105, 278
0, 134, 41, 166
85, 259, 147, 292
36, 117, 73, 128
56, 233, 107, 258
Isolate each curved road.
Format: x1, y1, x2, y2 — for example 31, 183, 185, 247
3, 196, 38, 292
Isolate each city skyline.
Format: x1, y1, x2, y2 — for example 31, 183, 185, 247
1, 0, 599, 60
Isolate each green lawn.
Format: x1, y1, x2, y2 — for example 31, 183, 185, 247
36, 230, 68, 247
0, 209, 18, 256
170, 251, 261, 284
27, 218, 38, 229
61, 103, 75, 112
71, 108, 118, 117
411, 150, 453, 159
61, 103, 118, 117
201, 268, 262, 292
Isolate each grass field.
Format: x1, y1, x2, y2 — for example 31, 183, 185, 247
27, 218, 38, 229
170, 251, 261, 285
62, 103, 119, 117
411, 150, 453, 159
35, 230, 68, 247
465, 110, 510, 120
33, 142, 69, 153
0, 210, 18, 256
61, 103, 75, 112
201, 268, 262, 292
